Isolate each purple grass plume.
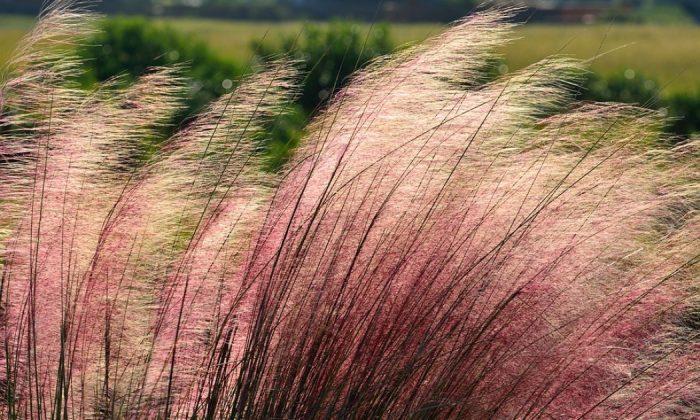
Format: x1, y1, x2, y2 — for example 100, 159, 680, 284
0, 1, 698, 418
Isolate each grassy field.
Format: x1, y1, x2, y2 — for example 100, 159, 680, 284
0, 15, 34, 67
506, 24, 700, 95
1, 15, 699, 94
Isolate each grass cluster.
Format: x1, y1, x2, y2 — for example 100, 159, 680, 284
0, 2, 698, 418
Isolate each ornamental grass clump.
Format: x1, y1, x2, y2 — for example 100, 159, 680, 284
0, 1, 698, 418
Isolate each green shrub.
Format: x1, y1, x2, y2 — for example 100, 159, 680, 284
263, 104, 308, 172
252, 21, 393, 114
250, 22, 394, 169
581, 70, 700, 139
582, 71, 661, 108
667, 91, 700, 137
81, 17, 245, 122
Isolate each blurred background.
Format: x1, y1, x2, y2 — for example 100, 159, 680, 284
1, 0, 698, 168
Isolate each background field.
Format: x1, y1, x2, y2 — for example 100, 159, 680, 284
1, 15, 699, 96
0, 15, 32, 67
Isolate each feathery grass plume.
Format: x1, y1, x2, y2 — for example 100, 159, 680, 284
1, 2, 297, 414
105, 64, 298, 416
0, 1, 698, 418
1, 34, 186, 418
0, 0, 94, 233
231, 8, 699, 418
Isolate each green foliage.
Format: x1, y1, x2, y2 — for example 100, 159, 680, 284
76, 19, 395, 170
263, 104, 307, 172
667, 91, 700, 137
582, 70, 700, 138
76, 17, 247, 163
583, 71, 661, 107
250, 22, 394, 169
80, 17, 245, 121
72, 17, 700, 165
252, 21, 393, 114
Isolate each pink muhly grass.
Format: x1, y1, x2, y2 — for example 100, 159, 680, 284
1, 1, 699, 418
